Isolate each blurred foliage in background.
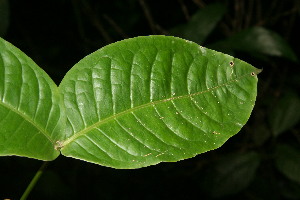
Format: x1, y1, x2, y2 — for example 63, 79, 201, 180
1, 0, 300, 199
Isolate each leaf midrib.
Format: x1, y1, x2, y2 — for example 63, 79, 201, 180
0, 100, 54, 144
62, 71, 256, 147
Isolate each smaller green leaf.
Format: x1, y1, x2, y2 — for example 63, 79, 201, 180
209, 27, 298, 62
275, 144, 300, 184
269, 92, 300, 137
0, 37, 65, 160
201, 152, 260, 198
170, 3, 226, 44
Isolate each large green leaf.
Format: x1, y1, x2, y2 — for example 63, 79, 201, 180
0, 37, 65, 160
59, 36, 261, 169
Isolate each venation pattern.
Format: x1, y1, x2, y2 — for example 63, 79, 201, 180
0, 38, 63, 160
60, 36, 259, 168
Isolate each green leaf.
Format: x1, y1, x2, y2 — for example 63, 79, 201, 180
275, 144, 300, 184
59, 35, 261, 169
170, 3, 226, 44
269, 92, 300, 137
201, 152, 261, 198
209, 27, 298, 62
0, 37, 65, 160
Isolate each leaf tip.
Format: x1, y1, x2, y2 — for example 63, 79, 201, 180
251, 68, 263, 76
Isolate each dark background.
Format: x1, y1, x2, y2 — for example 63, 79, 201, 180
1, 0, 300, 199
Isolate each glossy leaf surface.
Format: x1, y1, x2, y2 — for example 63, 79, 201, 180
0, 37, 64, 160
59, 36, 261, 169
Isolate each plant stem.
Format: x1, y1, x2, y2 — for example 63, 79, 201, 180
20, 161, 49, 200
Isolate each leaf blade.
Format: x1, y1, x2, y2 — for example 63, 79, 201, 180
60, 36, 260, 168
0, 37, 65, 160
